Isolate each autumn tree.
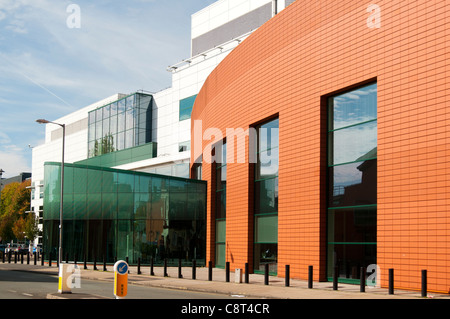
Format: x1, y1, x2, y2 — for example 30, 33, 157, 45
0, 180, 33, 243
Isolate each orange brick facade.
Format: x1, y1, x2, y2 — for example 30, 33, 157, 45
190, 0, 450, 293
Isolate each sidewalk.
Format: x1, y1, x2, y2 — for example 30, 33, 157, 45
1, 262, 448, 299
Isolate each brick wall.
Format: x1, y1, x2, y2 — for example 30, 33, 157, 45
191, 0, 450, 293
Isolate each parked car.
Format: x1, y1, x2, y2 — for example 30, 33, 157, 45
17, 245, 28, 255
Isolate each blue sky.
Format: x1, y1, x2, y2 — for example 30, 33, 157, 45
0, 0, 216, 178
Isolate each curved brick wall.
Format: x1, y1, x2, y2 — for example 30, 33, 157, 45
191, 0, 450, 293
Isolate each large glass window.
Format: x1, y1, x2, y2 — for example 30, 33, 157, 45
214, 141, 226, 268
327, 82, 377, 283
254, 118, 278, 274
88, 93, 152, 158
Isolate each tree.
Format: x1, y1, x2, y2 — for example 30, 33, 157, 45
0, 180, 32, 243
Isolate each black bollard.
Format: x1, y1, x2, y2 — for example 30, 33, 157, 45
226, 262, 230, 282
192, 259, 196, 280
264, 264, 269, 285
164, 258, 168, 277
245, 263, 249, 284
389, 269, 394, 295
49, 252, 52, 267
8, 251, 11, 263
125, 257, 129, 273
2, 251, 5, 263
34, 252, 37, 265
103, 255, 107, 271
333, 266, 338, 290
138, 258, 141, 274
208, 261, 213, 281
21, 252, 23, 264
422, 270, 427, 298
178, 258, 183, 278
285, 265, 290, 287
84, 254, 87, 270
308, 266, 313, 289
93, 255, 97, 271
65, 253, 68, 264
27, 253, 30, 265
74, 254, 78, 265
150, 257, 154, 276
360, 267, 366, 292
41, 252, 44, 266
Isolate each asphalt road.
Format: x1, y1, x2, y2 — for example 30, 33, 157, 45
0, 269, 240, 299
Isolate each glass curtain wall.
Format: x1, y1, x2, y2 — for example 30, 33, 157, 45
254, 118, 279, 274
43, 162, 207, 266
327, 82, 377, 283
88, 93, 152, 158
215, 141, 226, 268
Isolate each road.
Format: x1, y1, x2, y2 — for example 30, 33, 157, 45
0, 269, 240, 299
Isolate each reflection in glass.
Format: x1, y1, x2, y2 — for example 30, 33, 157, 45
87, 93, 152, 158
329, 83, 377, 131
328, 159, 377, 207
327, 83, 377, 283
329, 121, 377, 165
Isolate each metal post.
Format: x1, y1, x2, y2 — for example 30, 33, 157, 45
58, 124, 65, 267
308, 266, 313, 289
178, 258, 183, 278
137, 258, 141, 274
285, 265, 290, 287
21, 252, 23, 264
103, 255, 107, 271
49, 252, 52, 267
84, 253, 87, 270
93, 255, 97, 271
421, 270, 427, 298
150, 257, 154, 276
27, 252, 30, 265
360, 267, 366, 292
208, 261, 213, 281
164, 258, 168, 277
389, 269, 394, 295
34, 252, 37, 265
226, 262, 230, 282
333, 266, 338, 290
192, 259, 196, 280
245, 263, 249, 284
264, 264, 269, 285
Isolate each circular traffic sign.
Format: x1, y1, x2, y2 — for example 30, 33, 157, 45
114, 260, 128, 275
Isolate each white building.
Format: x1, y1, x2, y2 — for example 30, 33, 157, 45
30, 0, 295, 245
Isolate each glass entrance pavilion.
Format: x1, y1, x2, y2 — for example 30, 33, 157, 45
43, 162, 207, 266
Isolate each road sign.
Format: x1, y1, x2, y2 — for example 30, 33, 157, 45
114, 260, 128, 299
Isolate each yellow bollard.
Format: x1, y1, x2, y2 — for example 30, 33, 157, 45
114, 260, 128, 299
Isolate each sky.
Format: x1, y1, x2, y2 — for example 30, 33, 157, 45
0, 0, 216, 178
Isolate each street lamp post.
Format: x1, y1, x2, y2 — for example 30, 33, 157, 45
36, 119, 65, 267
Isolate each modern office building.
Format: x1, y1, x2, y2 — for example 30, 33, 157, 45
32, 0, 294, 264
191, 0, 450, 293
